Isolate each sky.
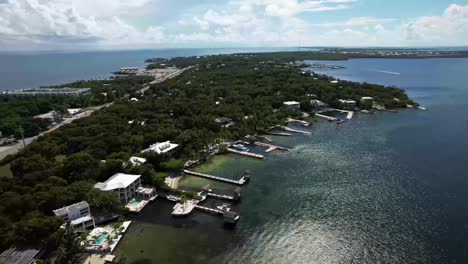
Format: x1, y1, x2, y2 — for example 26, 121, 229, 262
0, 0, 468, 51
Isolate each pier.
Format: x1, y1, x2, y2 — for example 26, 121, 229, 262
206, 192, 239, 201
183, 169, 249, 185
278, 126, 312, 135
267, 131, 292, 136
226, 148, 265, 159
195, 205, 223, 215
287, 118, 310, 126
254, 141, 290, 153
315, 113, 337, 121
255, 135, 273, 142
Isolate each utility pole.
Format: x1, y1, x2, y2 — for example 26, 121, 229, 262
19, 125, 26, 148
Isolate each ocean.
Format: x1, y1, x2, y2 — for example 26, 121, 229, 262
0, 47, 298, 91
113, 57, 468, 264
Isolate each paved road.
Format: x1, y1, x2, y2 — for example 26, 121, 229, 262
0, 67, 191, 161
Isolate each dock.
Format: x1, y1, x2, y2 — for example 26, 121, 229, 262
315, 113, 337, 121
267, 132, 292, 136
195, 205, 224, 215
226, 148, 265, 159
278, 126, 311, 135
255, 135, 273, 142
254, 141, 290, 153
183, 169, 250, 185
287, 118, 310, 126
206, 192, 239, 201
195, 205, 240, 224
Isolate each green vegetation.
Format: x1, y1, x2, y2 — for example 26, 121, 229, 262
55, 222, 82, 264
0, 75, 152, 139
0, 52, 416, 253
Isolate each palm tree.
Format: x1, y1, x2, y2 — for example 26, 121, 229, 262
55, 222, 83, 264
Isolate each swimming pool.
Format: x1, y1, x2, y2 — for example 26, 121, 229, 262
131, 199, 142, 206
90, 232, 108, 246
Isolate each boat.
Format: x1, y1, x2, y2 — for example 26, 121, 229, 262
231, 144, 249, 152
172, 201, 196, 216
166, 195, 180, 202
217, 203, 231, 212
418, 106, 427, 110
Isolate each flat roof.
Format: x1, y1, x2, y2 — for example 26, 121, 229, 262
70, 214, 94, 225
0, 246, 42, 264
94, 173, 141, 191
53, 201, 89, 217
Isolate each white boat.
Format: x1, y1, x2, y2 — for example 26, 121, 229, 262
172, 201, 196, 216
166, 195, 180, 202
217, 203, 231, 212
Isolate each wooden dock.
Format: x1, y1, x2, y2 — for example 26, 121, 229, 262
206, 192, 238, 201
195, 205, 223, 215
254, 142, 290, 153
315, 113, 337, 121
183, 169, 248, 185
279, 126, 312, 135
226, 148, 265, 159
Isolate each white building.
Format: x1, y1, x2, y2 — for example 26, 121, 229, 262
338, 99, 357, 105
94, 173, 142, 204
141, 141, 179, 154
330, 80, 338, 84
34, 111, 62, 123
53, 201, 95, 232
360, 97, 374, 102
310, 99, 328, 108
283, 101, 301, 111
129, 156, 147, 166
67, 108, 82, 116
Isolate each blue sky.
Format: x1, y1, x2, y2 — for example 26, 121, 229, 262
0, 0, 468, 50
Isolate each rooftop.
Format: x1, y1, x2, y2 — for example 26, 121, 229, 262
70, 214, 94, 226
141, 141, 179, 154
283, 101, 300, 106
0, 246, 43, 264
94, 173, 141, 191
53, 201, 90, 217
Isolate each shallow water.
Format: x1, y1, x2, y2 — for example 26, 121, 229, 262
115, 58, 468, 264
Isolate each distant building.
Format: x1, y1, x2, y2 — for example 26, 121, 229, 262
0, 246, 44, 264
141, 141, 179, 154
330, 80, 338, 84
129, 156, 147, 166
338, 99, 357, 106
33, 111, 62, 123
0, 88, 90, 97
53, 201, 95, 232
360, 97, 374, 102
283, 101, 301, 111
310, 99, 328, 108
94, 173, 142, 204
67, 108, 83, 116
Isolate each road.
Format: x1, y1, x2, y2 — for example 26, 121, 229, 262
0, 67, 192, 161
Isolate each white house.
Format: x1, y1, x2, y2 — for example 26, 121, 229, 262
94, 173, 142, 204
330, 80, 338, 84
338, 99, 357, 105
360, 97, 374, 102
142, 141, 179, 154
283, 101, 300, 111
129, 156, 147, 166
310, 99, 328, 108
53, 201, 95, 232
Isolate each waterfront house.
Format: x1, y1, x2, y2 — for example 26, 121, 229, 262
360, 96, 373, 102
141, 141, 179, 154
283, 101, 301, 111
338, 99, 357, 106
129, 156, 147, 166
94, 173, 142, 204
53, 201, 95, 232
310, 99, 328, 109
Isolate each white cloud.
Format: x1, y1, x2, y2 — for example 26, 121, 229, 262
403, 4, 468, 45
314, 17, 398, 28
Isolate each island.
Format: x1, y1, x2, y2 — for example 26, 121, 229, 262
0, 51, 418, 261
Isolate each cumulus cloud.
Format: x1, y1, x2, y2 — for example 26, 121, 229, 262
0, 0, 468, 49
403, 4, 468, 45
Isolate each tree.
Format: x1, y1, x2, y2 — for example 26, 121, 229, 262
55, 222, 82, 264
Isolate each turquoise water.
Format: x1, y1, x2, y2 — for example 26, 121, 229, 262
131, 199, 142, 206
91, 232, 108, 246
0, 48, 298, 91
115, 58, 468, 264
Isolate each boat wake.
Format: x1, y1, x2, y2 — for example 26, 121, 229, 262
374, 70, 401, 75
